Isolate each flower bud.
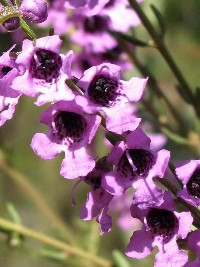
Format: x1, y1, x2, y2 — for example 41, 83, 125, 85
0, 6, 21, 31
19, 0, 48, 24
3, 16, 20, 31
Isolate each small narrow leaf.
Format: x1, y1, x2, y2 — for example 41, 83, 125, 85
7, 203, 21, 224
112, 31, 149, 47
40, 249, 67, 262
151, 4, 167, 38
161, 127, 189, 145
112, 250, 131, 267
176, 84, 193, 105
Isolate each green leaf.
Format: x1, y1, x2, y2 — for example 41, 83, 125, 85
151, 4, 167, 38
40, 249, 67, 262
7, 203, 21, 224
161, 127, 189, 145
112, 250, 131, 267
111, 31, 149, 47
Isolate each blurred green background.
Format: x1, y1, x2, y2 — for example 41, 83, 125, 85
1, 0, 200, 266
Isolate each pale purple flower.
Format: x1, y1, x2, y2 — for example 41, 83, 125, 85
185, 230, 200, 267
76, 63, 147, 134
65, 0, 109, 16
148, 133, 167, 151
100, 0, 141, 32
39, 0, 70, 35
141, 121, 168, 151
126, 192, 193, 267
0, 46, 21, 126
110, 190, 142, 231
31, 99, 101, 179
71, 158, 114, 235
101, 127, 170, 196
176, 160, 200, 207
0, 96, 20, 126
11, 35, 74, 105
70, 12, 117, 53
72, 46, 131, 79
81, 187, 113, 235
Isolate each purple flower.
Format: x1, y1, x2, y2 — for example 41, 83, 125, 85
72, 46, 131, 79
39, 0, 70, 35
81, 189, 113, 235
70, 12, 117, 53
2, 17, 20, 32
100, 0, 141, 32
109, 190, 142, 231
0, 46, 21, 126
126, 192, 193, 267
71, 158, 114, 235
185, 230, 200, 267
11, 35, 74, 105
176, 160, 200, 207
101, 127, 170, 196
0, 96, 20, 126
31, 99, 101, 179
76, 63, 147, 134
65, 0, 109, 16
148, 132, 167, 151
141, 121, 168, 151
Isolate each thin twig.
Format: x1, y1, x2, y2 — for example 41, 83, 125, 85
0, 217, 111, 267
0, 151, 75, 244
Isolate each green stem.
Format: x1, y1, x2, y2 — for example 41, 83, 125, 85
154, 177, 178, 196
168, 162, 183, 188
0, 151, 75, 244
0, 217, 111, 267
128, 0, 200, 117
19, 18, 37, 40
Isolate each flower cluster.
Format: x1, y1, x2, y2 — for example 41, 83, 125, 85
1, 1, 199, 267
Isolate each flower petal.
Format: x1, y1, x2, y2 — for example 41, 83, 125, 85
60, 147, 95, 179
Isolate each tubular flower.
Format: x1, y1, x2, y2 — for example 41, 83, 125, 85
77, 158, 114, 235
70, 12, 117, 53
185, 230, 200, 267
100, 0, 141, 32
101, 128, 170, 198
76, 63, 147, 134
65, 0, 109, 16
126, 192, 193, 267
31, 99, 101, 179
176, 160, 200, 207
11, 35, 75, 105
0, 45, 21, 126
